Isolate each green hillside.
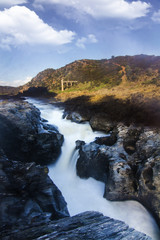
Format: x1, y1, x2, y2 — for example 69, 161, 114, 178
1, 55, 160, 98
20, 59, 122, 93
19, 55, 160, 94
1, 55, 160, 127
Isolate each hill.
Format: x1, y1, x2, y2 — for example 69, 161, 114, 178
1, 54, 160, 127
16, 54, 160, 100
19, 59, 122, 93
1, 54, 160, 100
0, 86, 19, 96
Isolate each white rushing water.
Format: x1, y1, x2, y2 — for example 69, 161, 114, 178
28, 98, 160, 240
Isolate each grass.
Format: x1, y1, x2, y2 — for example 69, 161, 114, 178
52, 81, 160, 127
54, 81, 160, 103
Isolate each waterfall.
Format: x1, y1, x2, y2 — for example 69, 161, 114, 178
28, 98, 160, 240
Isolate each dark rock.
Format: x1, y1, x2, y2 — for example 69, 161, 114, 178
95, 129, 117, 146
76, 139, 136, 201
90, 114, 116, 133
0, 150, 69, 230
42, 123, 58, 133
76, 123, 128, 184
123, 126, 143, 154
76, 142, 109, 182
134, 129, 160, 224
17, 87, 56, 98
138, 157, 160, 221
31, 132, 64, 165
41, 118, 48, 123
104, 157, 137, 201
76, 124, 160, 226
104, 126, 160, 225
75, 140, 85, 149
0, 100, 63, 165
136, 129, 160, 161
1, 211, 151, 240
65, 111, 88, 123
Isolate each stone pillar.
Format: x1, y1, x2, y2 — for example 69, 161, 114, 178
61, 79, 64, 91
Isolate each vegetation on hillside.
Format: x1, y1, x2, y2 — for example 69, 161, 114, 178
110, 55, 160, 85
0, 86, 18, 96
21, 54, 160, 92
1, 54, 160, 127
1, 54, 160, 96
19, 59, 122, 93
61, 93, 160, 127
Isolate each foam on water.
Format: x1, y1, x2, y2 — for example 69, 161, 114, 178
28, 98, 160, 240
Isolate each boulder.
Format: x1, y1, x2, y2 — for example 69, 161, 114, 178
123, 126, 143, 155
95, 129, 118, 146
0, 100, 63, 165
1, 211, 151, 240
105, 127, 160, 224
42, 122, 58, 132
63, 111, 88, 123
30, 132, 63, 165
75, 140, 85, 149
90, 114, 116, 133
135, 129, 160, 224
76, 123, 128, 184
138, 156, 160, 215
104, 157, 137, 201
0, 150, 69, 230
76, 124, 160, 226
76, 142, 109, 182
136, 129, 160, 160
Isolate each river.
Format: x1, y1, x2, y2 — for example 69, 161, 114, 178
28, 98, 160, 240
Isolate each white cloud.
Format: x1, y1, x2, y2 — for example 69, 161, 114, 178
76, 37, 87, 49
88, 34, 98, 43
0, 0, 27, 7
0, 6, 75, 49
76, 34, 98, 49
0, 80, 7, 86
33, 0, 151, 19
0, 76, 32, 87
12, 76, 32, 86
152, 10, 160, 23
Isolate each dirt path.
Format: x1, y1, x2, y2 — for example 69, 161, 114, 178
121, 65, 127, 84
112, 63, 127, 84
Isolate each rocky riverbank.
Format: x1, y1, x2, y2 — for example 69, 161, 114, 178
0, 98, 156, 239
0, 100, 63, 165
59, 94, 160, 228
0, 150, 69, 228
60, 94, 160, 128
0, 150, 151, 240
75, 122, 160, 227
1, 210, 151, 240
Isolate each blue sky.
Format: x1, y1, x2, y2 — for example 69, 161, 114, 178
0, 0, 160, 86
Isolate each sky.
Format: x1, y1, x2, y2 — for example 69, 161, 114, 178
0, 0, 160, 86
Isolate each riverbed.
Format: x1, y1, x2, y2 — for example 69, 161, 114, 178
28, 98, 160, 240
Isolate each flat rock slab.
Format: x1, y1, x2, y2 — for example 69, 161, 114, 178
2, 212, 151, 240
